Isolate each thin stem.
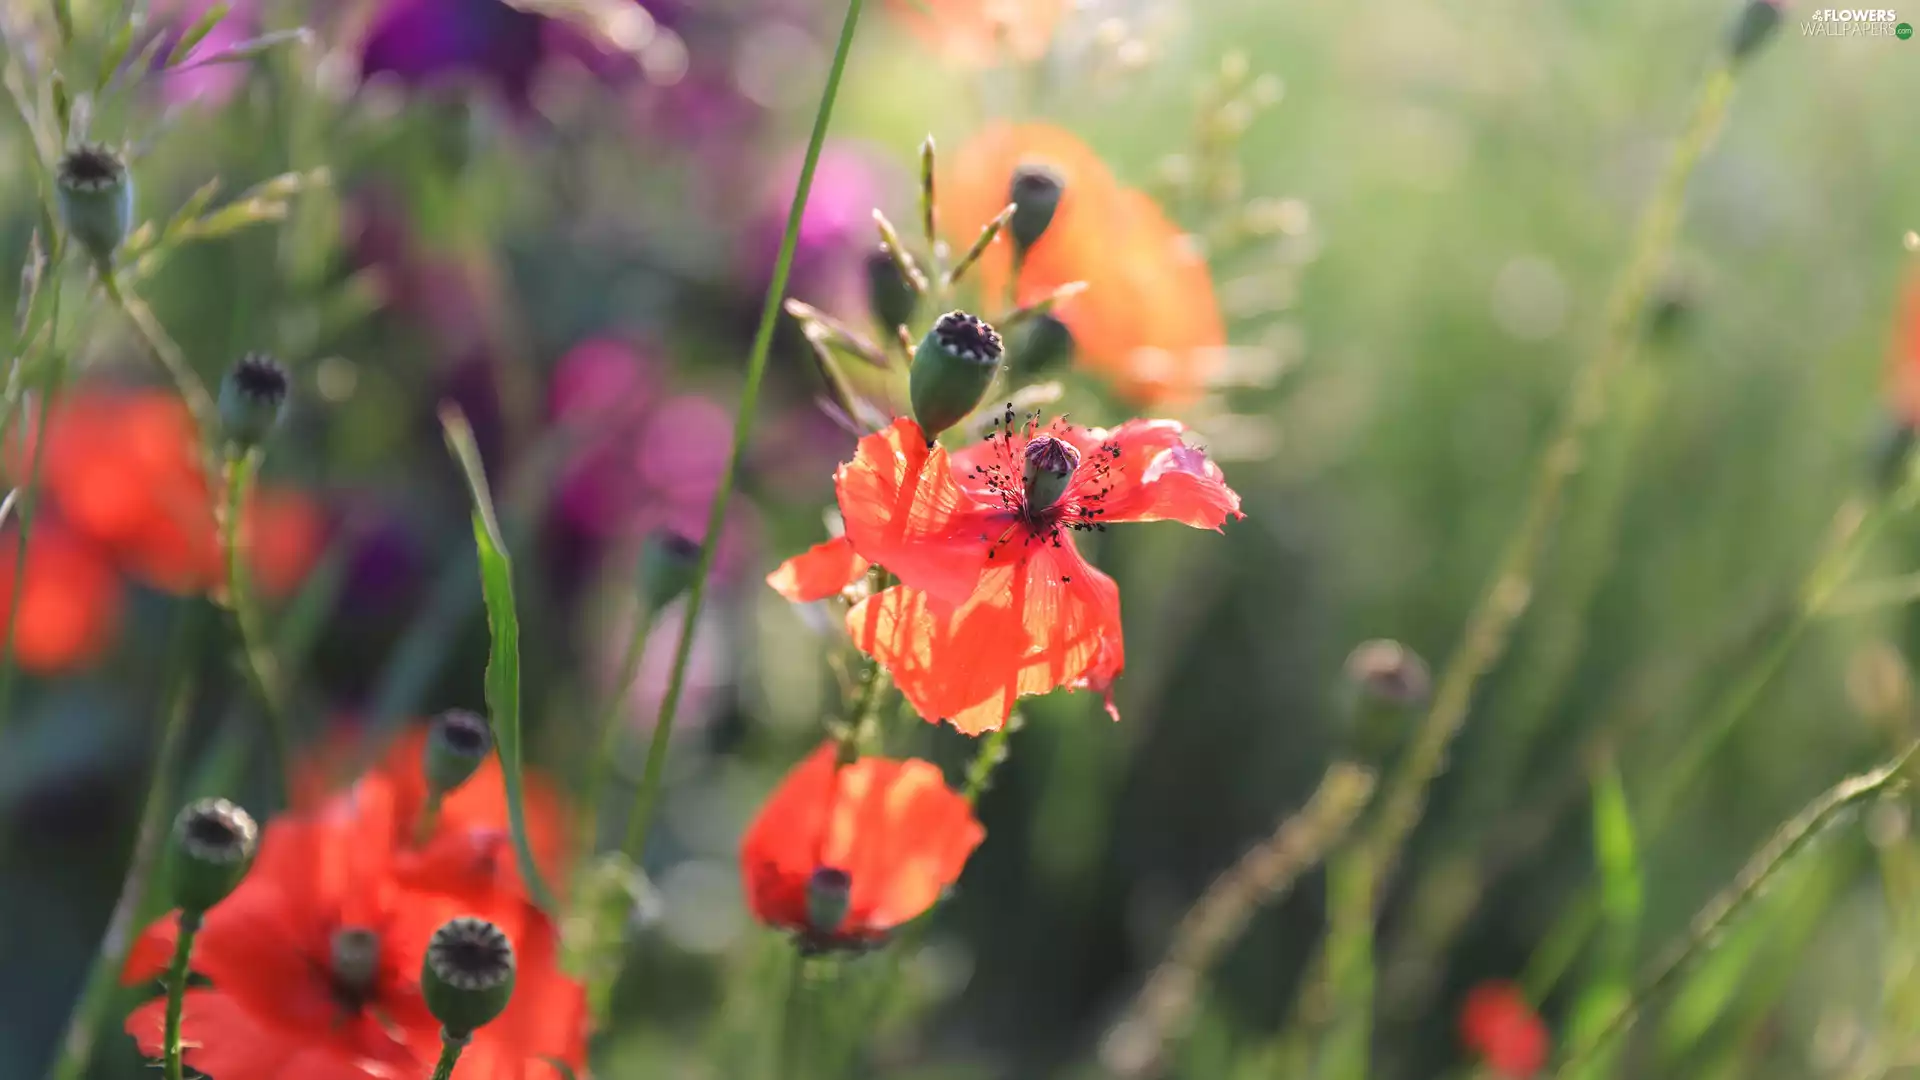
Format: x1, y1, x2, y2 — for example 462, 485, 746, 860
582, 601, 652, 848
220, 447, 295, 800
620, 0, 867, 864
1355, 64, 1736, 902
99, 271, 219, 463
44, 599, 210, 1080
962, 722, 1012, 803
776, 952, 811, 1080
160, 910, 203, 1080
429, 1030, 469, 1080
1549, 739, 1920, 1076
0, 247, 65, 733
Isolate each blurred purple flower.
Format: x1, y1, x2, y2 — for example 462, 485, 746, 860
334, 500, 428, 619
357, 0, 653, 105
344, 190, 496, 357
746, 141, 904, 318
147, 0, 256, 106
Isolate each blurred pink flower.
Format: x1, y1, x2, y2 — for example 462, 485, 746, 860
148, 0, 256, 106
746, 141, 904, 319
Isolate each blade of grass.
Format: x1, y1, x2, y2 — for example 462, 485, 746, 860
440, 405, 558, 915
1563, 759, 1643, 1080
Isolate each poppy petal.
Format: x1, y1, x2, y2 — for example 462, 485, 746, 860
767, 536, 869, 603
836, 418, 1001, 606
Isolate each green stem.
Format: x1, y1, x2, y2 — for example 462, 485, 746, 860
160, 910, 203, 1080
581, 602, 652, 849
1549, 738, 1920, 1076
1355, 64, 1735, 902
429, 1030, 469, 1080
775, 953, 811, 1080
99, 272, 219, 464
220, 447, 295, 800
44, 599, 210, 1080
962, 723, 1012, 803
0, 247, 65, 733
621, 0, 866, 864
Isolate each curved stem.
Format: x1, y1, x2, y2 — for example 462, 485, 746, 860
160, 911, 203, 1080
620, 0, 867, 864
0, 246, 65, 734
429, 1030, 469, 1080
44, 599, 211, 1080
581, 602, 652, 848
221, 447, 295, 800
99, 272, 219, 464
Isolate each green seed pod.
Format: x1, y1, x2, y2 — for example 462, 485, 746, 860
1010, 313, 1075, 376
806, 866, 853, 936
218, 353, 290, 449
1022, 435, 1081, 514
57, 144, 134, 267
1008, 163, 1064, 255
640, 531, 702, 614
168, 798, 258, 915
910, 311, 1003, 442
422, 917, 516, 1037
865, 248, 918, 332
1727, 0, 1783, 64
423, 709, 494, 797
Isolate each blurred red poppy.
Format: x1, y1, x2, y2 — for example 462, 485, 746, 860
740, 742, 984, 949
1459, 981, 1549, 1078
0, 520, 122, 674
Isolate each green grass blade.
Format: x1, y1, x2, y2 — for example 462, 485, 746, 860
440, 404, 558, 915
1565, 759, 1642, 1080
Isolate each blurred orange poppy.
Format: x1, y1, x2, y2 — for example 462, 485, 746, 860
740, 742, 984, 949
0, 521, 122, 674
946, 124, 1226, 406
885, 0, 1063, 67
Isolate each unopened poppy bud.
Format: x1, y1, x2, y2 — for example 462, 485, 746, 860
218, 353, 290, 449
1873, 416, 1917, 492
1344, 639, 1431, 707
641, 531, 702, 613
1023, 435, 1081, 513
910, 311, 1003, 442
422, 916, 516, 1037
865, 247, 918, 332
1727, 0, 1783, 64
1010, 313, 1075, 375
806, 866, 853, 936
424, 709, 493, 796
56, 144, 133, 266
168, 798, 258, 914
1008, 163, 1064, 255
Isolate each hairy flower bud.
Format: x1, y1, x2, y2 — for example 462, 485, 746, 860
1023, 435, 1081, 513
422, 917, 516, 1037
865, 247, 919, 332
640, 531, 701, 613
1009, 313, 1075, 375
423, 709, 493, 797
57, 144, 133, 266
1008, 163, 1064, 255
1344, 639, 1431, 706
168, 798, 258, 914
218, 353, 290, 449
910, 311, 1003, 442
1727, 0, 1783, 64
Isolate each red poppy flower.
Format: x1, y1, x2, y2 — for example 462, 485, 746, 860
740, 743, 984, 948
884, 0, 1063, 67
1459, 981, 1549, 1078
946, 125, 1227, 406
122, 778, 586, 1079
0, 520, 122, 674
768, 415, 1239, 733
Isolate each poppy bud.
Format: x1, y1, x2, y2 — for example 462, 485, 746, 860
1023, 435, 1081, 513
910, 311, 1003, 442
865, 247, 919, 332
56, 144, 133, 267
424, 708, 493, 797
1873, 416, 1918, 492
168, 798, 258, 915
1345, 639, 1431, 707
422, 916, 516, 1037
1727, 0, 1783, 64
806, 866, 853, 936
218, 353, 290, 449
1009, 313, 1075, 376
640, 530, 702, 613
1008, 163, 1064, 255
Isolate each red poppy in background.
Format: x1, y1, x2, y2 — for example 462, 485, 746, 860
769, 415, 1240, 734
884, 0, 1063, 67
740, 742, 984, 948
945, 124, 1227, 406
1459, 981, 1549, 1078
123, 778, 587, 1079
0, 521, 122, 674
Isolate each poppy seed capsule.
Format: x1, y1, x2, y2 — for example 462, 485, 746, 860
424, 709, 493, 796
1010, 313, 1075, 375
910, 311, 1003, 442
1344, 639, 1432, 707
422, 917, 516, 1037
168, 798, 258, 914
218, 353, 290, 449
806, 866, 853, 936
1727, 0, 1783, 63
57, 144, 133, 267
640, 530, 702, 613
1008, 163, 1064, 254
865, 247, 918, 332
1023, 435, 1081, 514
